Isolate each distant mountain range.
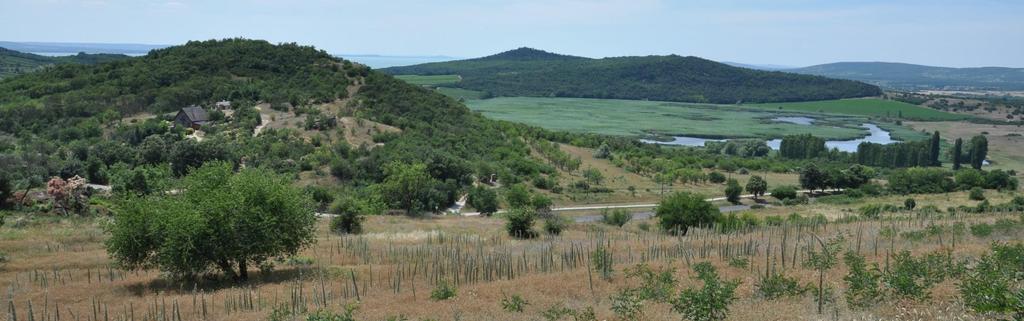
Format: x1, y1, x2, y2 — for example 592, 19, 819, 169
0, 47, 130, 79
785, 62, 1024, 91
382, 47, 881, 104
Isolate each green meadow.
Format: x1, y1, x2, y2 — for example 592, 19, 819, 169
465, 97, 905, 140
746, 98, 967, 121
393, 74, 460, 86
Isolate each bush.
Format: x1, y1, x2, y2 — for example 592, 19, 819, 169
671, 262, 739, 321
601, 209, 632, 227
505, 207, 537, 239
882, 251, 941, 300
656, 192, 720, 235
770, 185, 798, 200
430, 280, 457, 301
969, 187, 986, 201
329, 197, 364, 235
467, 186, 499, 216
626, 263, 678, 302
724, 179, 742, 204
755, 273, 808, 300
500, 293, 529, 313
591, 243, 614, 280
843, 251, 882, 308
304, 305, 358, 321
542, 215, 569, 235
970, 223, 994, 237
959, 243, 1024, 315
610, 289, 645, 320
727, 257, 749, 269
329, 158, 354, 180
904, 198, 916, 210
708, 172, 726, 184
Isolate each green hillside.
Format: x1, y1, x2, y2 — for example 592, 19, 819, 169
0, 39, 547, 213
790, 62, 1024, 91
0, 47, 128, 79
383, 47, 882, 104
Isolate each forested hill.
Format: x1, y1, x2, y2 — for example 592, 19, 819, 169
382, 47, 882, 104
789, 62, 1024, 91
0, 47, 129, 79
0, 39, 561, 213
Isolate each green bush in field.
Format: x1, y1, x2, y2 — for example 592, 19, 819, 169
329, 197, 364, 235
656, 192, 720, 235
770, 185, 798, 200
959, 242, 1024, 315
305, 305, 358, 321
969, 187, 986, 201
756, 273, 808, 300
724, 179, 743, 205
500, 293, 529, 313
970, 223, 994, 237
843, 251, 883, 309
505, 207, 538, 239
708, 172, 727, 184
601, 209, 632, 227
882, 251, 943, 301
542, 215, 569, 235
671, 262, 739, 321
626, 263, 678, 302
610, 289, 645, 320
430, 280, 457, 301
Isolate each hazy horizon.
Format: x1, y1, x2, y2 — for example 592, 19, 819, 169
2, 0, 1022, 68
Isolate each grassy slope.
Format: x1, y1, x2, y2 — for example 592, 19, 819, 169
394, 74, 460, 86
747, 98, 969, 121
467, 96, 912, 140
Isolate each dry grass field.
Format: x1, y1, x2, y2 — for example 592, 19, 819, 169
2, 192, 1022, 321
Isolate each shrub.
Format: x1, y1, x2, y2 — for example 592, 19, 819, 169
601, 209, 632, 227
727, 257, 749, 269
970, 223, 994, 237
843, 251, 882, 308
505, 208, 537, 239
656, 192, 720, 235
904, 198, 916, 210
724, 179, 742, 204
626, 263, 678, 302
969, 187, 986, 201
305, 305, 358, 321
610, 289, 645, 320
671, 262, 739, 321
708, 172, 726, 184
430, 280, 457, 301
329, 158, 354, 180
329, 197, 364, 235
591, 243, 614, 280
500, 293, 529, 313
467, 186, 499, 216
770, 185, 798, 200
882, 251, 941, 300
542, 215, 569, 235
755, 273, 808, 300
959, 242, 1024, 315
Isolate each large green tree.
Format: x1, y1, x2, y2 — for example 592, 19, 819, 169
655, 192, 720, 235
952, 138, 963, 170
467, 186, 499, 215
968, 135, 988, 170
929, 131, 941, 166
724, 179, 742, 205
106, 162, 316, 281
379, 162, 440, 215
745, 176, 768, 199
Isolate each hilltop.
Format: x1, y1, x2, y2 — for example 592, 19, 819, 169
790, 62, 1024, 91
382, 47, 882, 104
0, 47, 129, 78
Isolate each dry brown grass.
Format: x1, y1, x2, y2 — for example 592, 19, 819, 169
1, 202, 1021, 321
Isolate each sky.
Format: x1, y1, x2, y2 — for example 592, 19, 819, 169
1, 0, 1022, 68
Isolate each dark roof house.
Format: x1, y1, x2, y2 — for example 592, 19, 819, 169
174, 106, 210, 129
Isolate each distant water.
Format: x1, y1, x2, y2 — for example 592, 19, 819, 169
647, 123, 895, 153
31, 52, 146, 57
773, 116, 815, 125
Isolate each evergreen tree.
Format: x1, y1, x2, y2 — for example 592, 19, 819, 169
929, 131, 941, 166
952, 138, 963, 170
968, 135, 988, 170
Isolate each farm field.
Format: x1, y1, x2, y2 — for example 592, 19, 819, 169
2, 191, 1022, 321
466, 97, 930, 141
746, 98, 969, 121
393, 74, 460, 86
